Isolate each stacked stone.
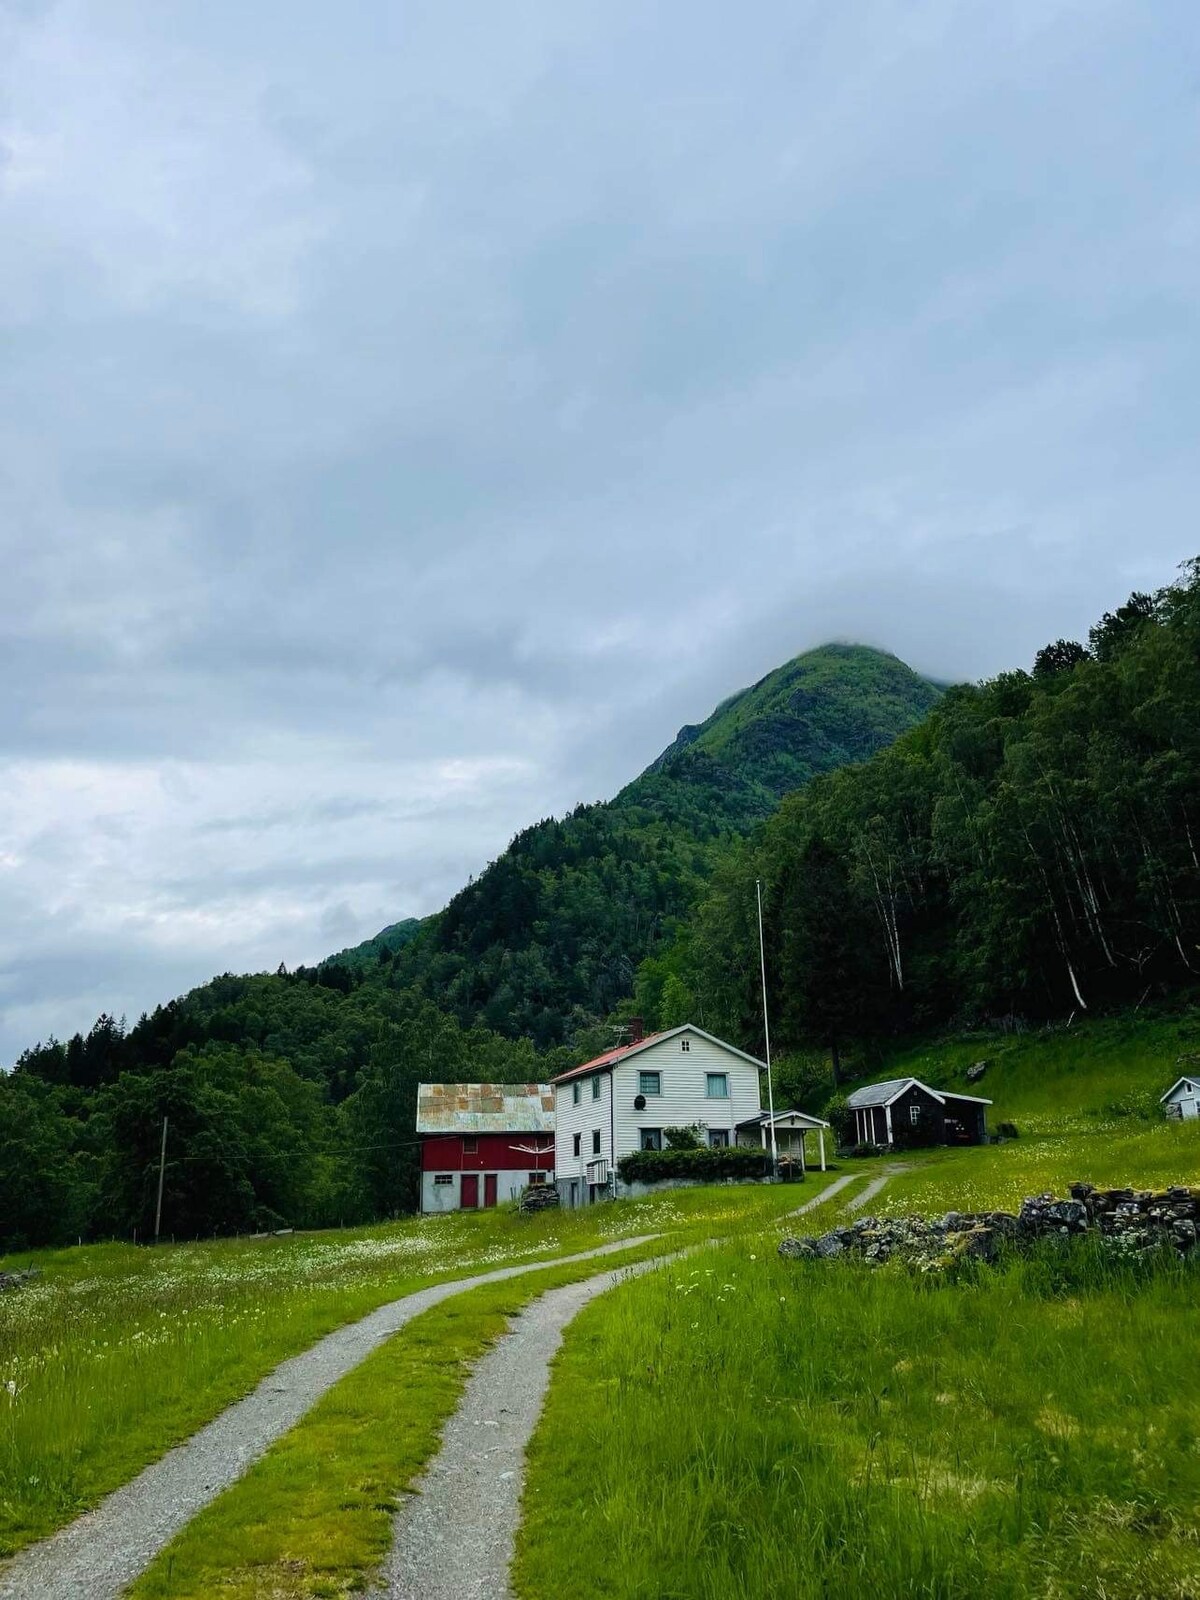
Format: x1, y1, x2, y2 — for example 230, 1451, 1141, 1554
518, 1183, 560, 1215
0, 1268, 39, 1292
778, 1183, 1200, 1269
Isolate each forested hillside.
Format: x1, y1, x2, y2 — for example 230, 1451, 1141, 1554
0, 644, 936, 1249
377, 645, 940, 1045
651, 562, 1200, 1079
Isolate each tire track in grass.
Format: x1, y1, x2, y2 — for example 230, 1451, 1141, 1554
844, 1163, 910, 1213
0, 1238, 655, 1600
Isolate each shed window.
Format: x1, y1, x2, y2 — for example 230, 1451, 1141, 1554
572, 1132, 581, 1157
640, 1128, 663, 1151
592, 1129, 602, 1155
592, 1075, 602, 1101
463, 1136, 478, 1153
706, 1073, 729, 1099
639, 1070, 661, 1096
572, 1081, 581, 1105
433, 1174, 453, 1186
909, 1105, 921, 1126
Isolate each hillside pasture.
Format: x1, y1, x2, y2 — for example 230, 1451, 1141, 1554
516, 1238, 1200, 1600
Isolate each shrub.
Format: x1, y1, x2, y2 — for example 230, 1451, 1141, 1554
616, 1146, 772, 1185
663, 1124, 705, 1150
823, 1092, 854, 1145
996, 1121, 1020, 1139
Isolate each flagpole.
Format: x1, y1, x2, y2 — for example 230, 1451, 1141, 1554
756, 879, 779, 1177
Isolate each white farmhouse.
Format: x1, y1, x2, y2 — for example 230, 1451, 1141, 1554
552, 1022, 766, 1206
1161, 1074, 1200, 1120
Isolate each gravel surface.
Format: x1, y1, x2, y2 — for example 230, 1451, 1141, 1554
787, 1172, 860, 1214
376, 1255, 668, 1600
0, 1237, 656, 1600
845, 1164, 910, 1212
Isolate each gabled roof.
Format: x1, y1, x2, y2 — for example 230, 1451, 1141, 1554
416, 1083, 555, 1134
1160, 1076, 1200, 1104
551, 1024, 767, 1086
736, 1107, 831, 1131
847, 1076, 992, 1109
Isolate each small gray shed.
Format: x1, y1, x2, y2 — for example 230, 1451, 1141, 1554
1161, 1075, 1200, 1121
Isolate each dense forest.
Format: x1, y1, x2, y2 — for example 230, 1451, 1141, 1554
371, 645, 940, 1044
5, 569, 1200, 1251
639, 561, 1200, 1084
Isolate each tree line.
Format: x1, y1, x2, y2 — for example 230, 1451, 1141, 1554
637, 561, 1200, 1082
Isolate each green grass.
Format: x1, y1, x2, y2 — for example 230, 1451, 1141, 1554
0, 1181, 811, 1559
128, 1237, 670, 1600
515, 1238, 1200, 1600
858, 1008, 1200, 1132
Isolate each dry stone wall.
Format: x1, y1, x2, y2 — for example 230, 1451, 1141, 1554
779, 1183, 1200, 1269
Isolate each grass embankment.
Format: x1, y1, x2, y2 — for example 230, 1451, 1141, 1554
0, 1181, 810, 1559
516, 1241, 1200, 1600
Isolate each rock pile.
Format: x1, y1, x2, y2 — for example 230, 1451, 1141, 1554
778, 1183, 1200, 1269
0, 1268, 39, 1292
518, 1182, 560, 1215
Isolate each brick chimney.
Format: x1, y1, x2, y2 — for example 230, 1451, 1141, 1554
627, 1017, 644, 1044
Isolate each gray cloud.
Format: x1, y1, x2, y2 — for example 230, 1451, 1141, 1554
1, 0, 1198, 1058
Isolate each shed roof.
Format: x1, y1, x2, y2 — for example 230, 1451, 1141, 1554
1160, 1075, 1200, 1104
847, 1077, 992, 1109
736, 1107, 831, 1131
415, 1082, 555, 1134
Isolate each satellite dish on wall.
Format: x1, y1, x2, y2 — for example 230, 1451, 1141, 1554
634, 1093, 647, 1110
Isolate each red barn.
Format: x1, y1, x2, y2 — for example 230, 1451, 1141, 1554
416, 1082, 555, 1212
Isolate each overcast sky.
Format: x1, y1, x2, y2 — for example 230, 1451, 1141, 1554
1, 0, 1197, 1060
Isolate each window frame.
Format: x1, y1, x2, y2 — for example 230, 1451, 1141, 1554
572, 1081, 581, 1105
591, 1074, 602, 1101
680, 1037, 691, 1052
708, 1128, 730, 1149
433, 1173, 453, 1186
909, 1104, 921, 1126
462, 1135, 478, 1153
638, 1069, 662, 1097
592, 1128, 602, 1155
639, 1127, 663, 1151
572, 1131, 581, 1158
705, 1072, 730, 1100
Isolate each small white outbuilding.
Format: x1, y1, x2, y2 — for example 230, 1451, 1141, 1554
1160, 1075, 1200, 1120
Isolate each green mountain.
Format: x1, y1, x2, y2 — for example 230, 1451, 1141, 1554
377, 645, 942, 1045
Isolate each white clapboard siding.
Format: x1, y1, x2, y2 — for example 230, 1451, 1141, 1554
553, 1027, 763, 1180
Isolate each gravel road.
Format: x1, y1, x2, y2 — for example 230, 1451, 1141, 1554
376, 1255, 667, 1600
845, 1163, 910, 1212
0, 1236, 655, 1600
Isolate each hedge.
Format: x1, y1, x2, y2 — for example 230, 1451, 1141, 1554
616, 1146, 774, 1184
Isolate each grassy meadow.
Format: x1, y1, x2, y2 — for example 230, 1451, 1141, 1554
516, 1240, 1200, 1600
0, 1180, 811, 1560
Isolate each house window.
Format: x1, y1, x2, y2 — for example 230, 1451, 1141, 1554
640, 1128, 662, 1151
706, 1073, 729, 1099
592, 1129, 602, 1155
708, 1128, 730, 1148
434, 1174, 453, 1186
573, 1132, 581, 1157
528, 1172, 546, 1185
572, 1081, 581, 1105
463, 1136, 478, 1153
592, 1075, 602, 1100
639, 1070, 661, 1096
680, 1038, 690, 1052
909, 1105, 921, 1126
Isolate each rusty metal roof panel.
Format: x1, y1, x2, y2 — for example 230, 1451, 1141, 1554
416, 1082, 556, 1134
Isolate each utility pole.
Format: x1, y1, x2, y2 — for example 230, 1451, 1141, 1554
154, 1116, 168, 1245
756, 879, 779, 1177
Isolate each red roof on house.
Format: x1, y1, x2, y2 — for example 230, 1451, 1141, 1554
550, 1031, 669, 1085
